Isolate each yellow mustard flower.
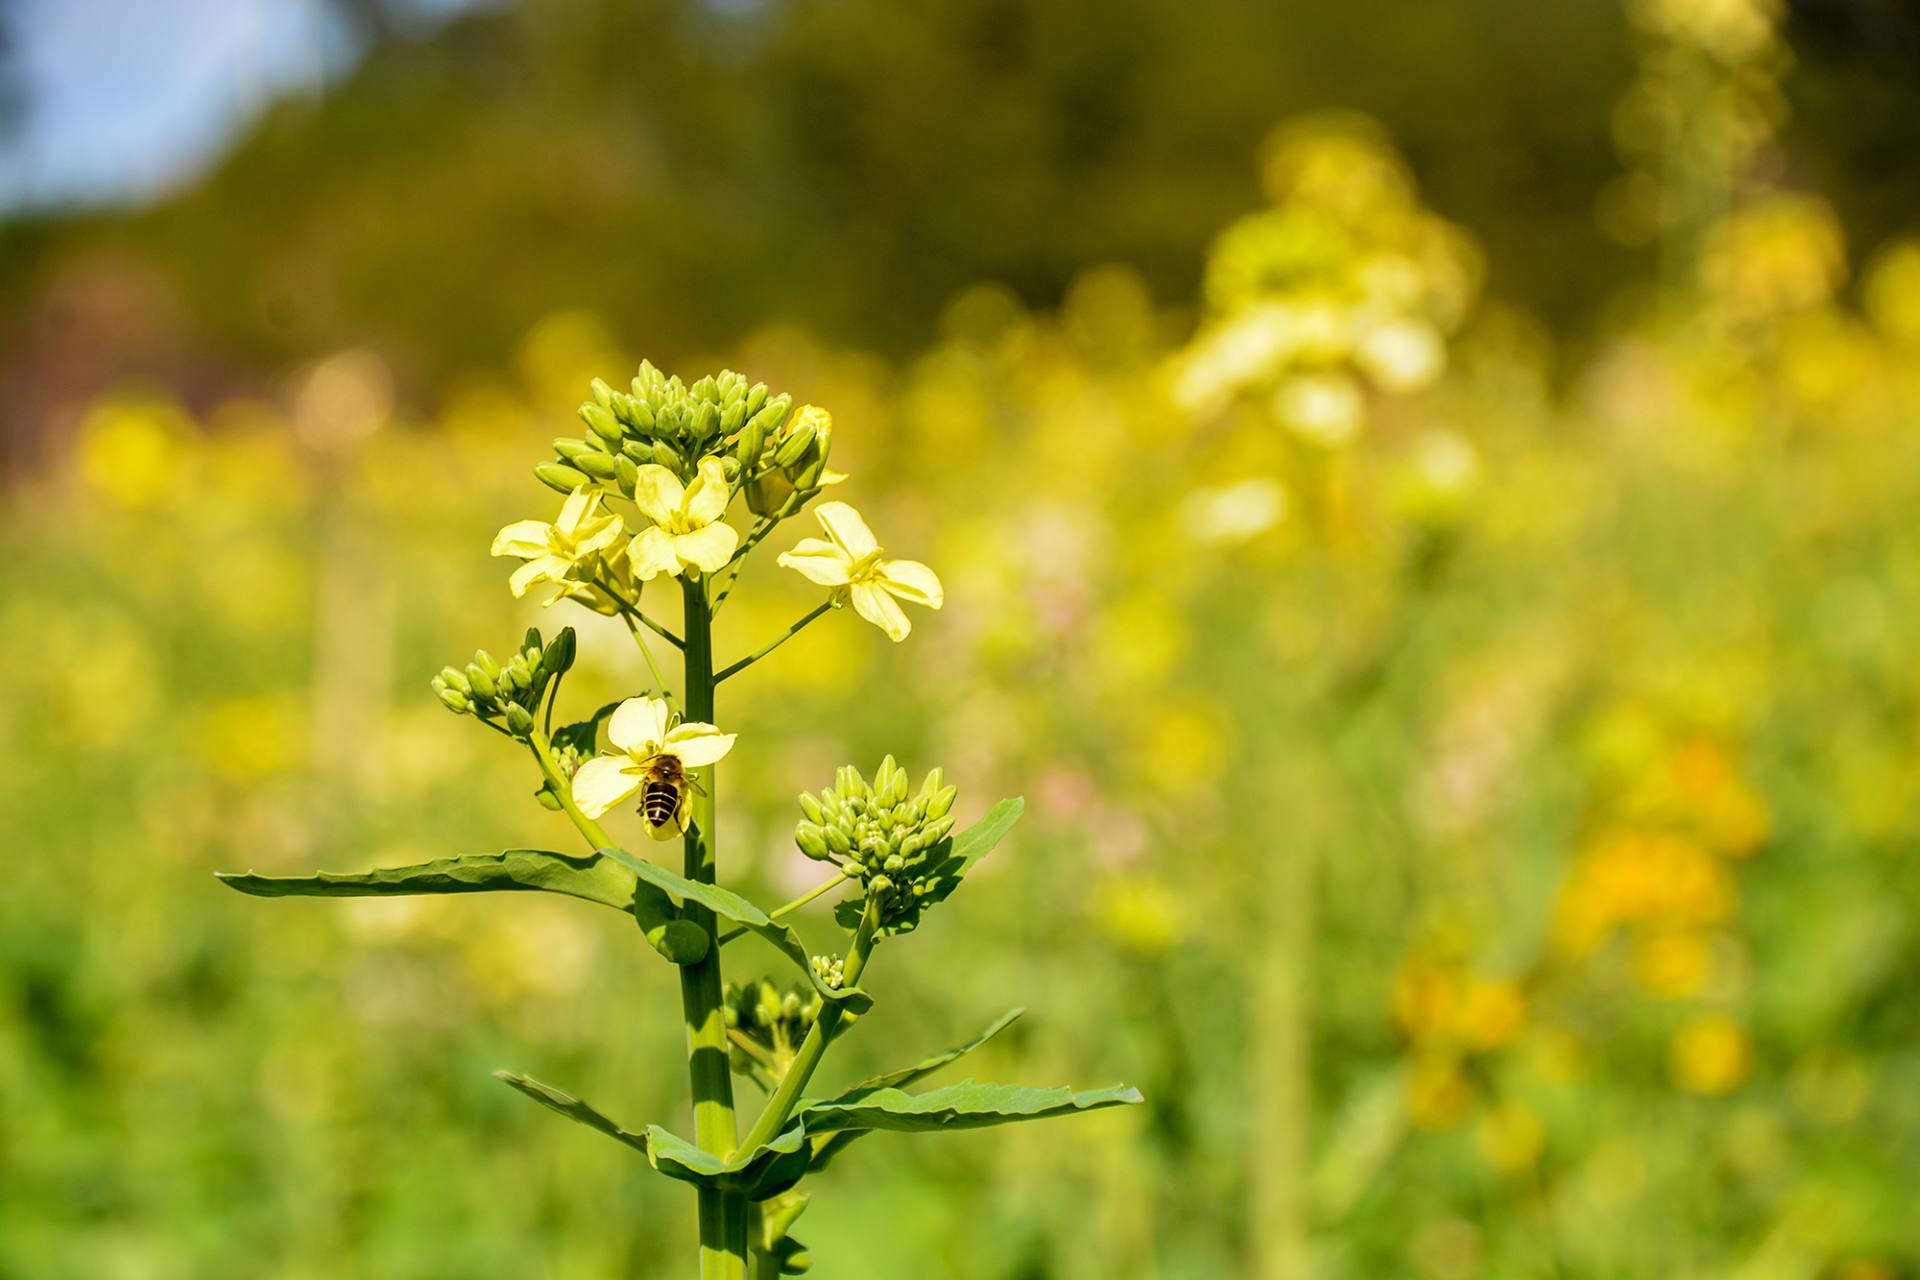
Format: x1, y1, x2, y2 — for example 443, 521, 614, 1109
777, 501, 943, 641
492, 486, 625, 603
571, 696, 736, 838
627, 457, 739, 580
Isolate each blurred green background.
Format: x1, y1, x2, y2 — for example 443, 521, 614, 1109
3, 1, 1920, 1276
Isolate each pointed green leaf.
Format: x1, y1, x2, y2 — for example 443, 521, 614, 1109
843, 1008, 1025, 1093
217, 849, 707, 966
598, 846, 871, 1013
493, 1070, 650, 1154
799, 1079, 1141, 1135
217, 849, 638, 912
809, 1007, 1026, 1171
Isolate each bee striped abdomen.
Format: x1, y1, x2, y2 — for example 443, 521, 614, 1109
642, 780, 681, 828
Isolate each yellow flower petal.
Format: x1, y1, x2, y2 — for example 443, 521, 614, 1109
878, 558, 943, 608
673, 522, 739, 574
492, 520, 552, 559
556, 487, 599, 535
683, 457, 731, 528
777, 538, 854, 587
572, 756, 643, 819
632, 465, 686, 527
509, 555, 568, 598
814, 501, 880, 560
664, 722, 736, 768
851, 580, 912, 641
607, 697, 672, 756
573, 510, 624, 558
627, 527, 683, 581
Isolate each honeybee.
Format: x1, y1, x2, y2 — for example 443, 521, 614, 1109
639, 752, 706, 840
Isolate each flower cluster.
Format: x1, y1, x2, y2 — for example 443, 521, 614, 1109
430, 627, 576, 739
490, 362, 942, 642
793, 758, 960, 933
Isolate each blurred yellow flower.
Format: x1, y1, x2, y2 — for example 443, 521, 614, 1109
778, 501, 943, 641
572, 696, 735, 838
78, 398, 193, 510
1475, 1100, 1545, 1172
492, 486, 624, 603
628, 457, 740, 580
1670, 1015, 1753, 1095
1405, 1052, 1475, 1130
1631, 930, 1714, 999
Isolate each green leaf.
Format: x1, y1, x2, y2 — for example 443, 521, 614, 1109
217, 849, 708, 966
835, 797, 1024, 937
492, 1070, 650, 1154
598, 846, 871, 1014
493, 1073, 810, 1199
809, 1007, 1025, 1170
799, 1079, 1141, 1135
843, 1007, 1024, 1093
217, 849, 638, 913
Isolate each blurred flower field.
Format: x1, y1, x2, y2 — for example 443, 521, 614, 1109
4, 1, 1920, 1276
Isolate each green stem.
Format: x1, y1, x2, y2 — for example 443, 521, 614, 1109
739, 897, 880, 1153
715, 601, 833, 683
679, 578, 748, 1279
718, 868, 853, 947
627, 605, 686, 650
621, 609, 681, 711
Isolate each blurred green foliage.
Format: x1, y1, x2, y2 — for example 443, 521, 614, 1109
4, 0, 1920, 1277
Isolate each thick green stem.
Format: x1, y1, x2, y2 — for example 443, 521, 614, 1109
739, 898, 880, 1153
679, 579, 748, 1279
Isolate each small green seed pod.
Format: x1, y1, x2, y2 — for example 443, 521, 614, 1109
540, 628, 577, 681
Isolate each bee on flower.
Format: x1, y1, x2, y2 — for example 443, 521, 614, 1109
571, 696, 736, 839
777, 501, 943, 641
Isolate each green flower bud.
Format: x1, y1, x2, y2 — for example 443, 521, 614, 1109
552, 437, 597, 463
581, 403, 624, 443
868, 874, 894, 896
504, 703, 536, 738
535, 462, 591, 494
471, 649, 501, 682
652, 441, 680, 469
926, 784, 958, 820
773, 422, 816, 469
692, 401, 720, 442
614, 454, 639, 498
503, 655, 532, 693
721, 455, 741, 482
691, 375, 717, 402
572, 450, 618, 480
924, 814, 955, 844
464, 662, 498, 701
622, 439, 652, 462
744, 383, 769, 419
795, 821, 830, 860
824, 826, 852, 858
883, 854, 905, 875
898, 830, 925, 858
797, 792, 824, 825
534, 784, 564, 811
436, 686, 471, 714
735, 419, 768, 474
438, 666, 470, 695
720, 400, 746, 436
590, 378, 616, 410
540, 628, 576, 681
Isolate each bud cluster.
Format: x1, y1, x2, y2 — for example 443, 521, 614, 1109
794, 757, 958, 926
724, 977, 826, 1083
535, 363, 834, 516
430, 626, 576, 739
